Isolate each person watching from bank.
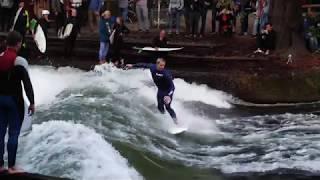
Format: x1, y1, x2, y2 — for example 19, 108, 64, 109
64, 8, 80, 58
153, 30, 168, 49
51, 0, 65, 37
118, 0, 129, 22
136, 0, 150, 32
168, 0, 184, 35
111, 16, 130, 68
254, 23, 276, 55
38, 10, 51, 38
0, 0, 14, 32
99, 10, 113, 64
30, 10, 51, 39
152, 30, 168, 59
88, 0, 102, 33
11, 0, 29, 45
0, 31, 35, 174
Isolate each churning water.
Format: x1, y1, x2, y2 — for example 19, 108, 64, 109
13, 65, 320, 179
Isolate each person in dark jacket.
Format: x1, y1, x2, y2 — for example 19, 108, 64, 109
200, 0, 211, 37
239, 0, 255, 35
51, 0, 66, 36
111, 17, 129, 67
11, 0, 29, 41
98, 10, 113, 64
64, 8, 80, 58
184, 0, 191, 35
211, 0, 219, 33
153, 29, 168, 48
0, 0, 14, 32
152, 30, 168, 59
125, 58, 178, 124
255, 23, 276, 55
0, 31, 35, 174
189, 0, 202, 38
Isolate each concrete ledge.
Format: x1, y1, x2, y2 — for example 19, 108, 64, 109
0, 172, 70, 180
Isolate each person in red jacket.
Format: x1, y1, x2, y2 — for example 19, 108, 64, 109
0, 31, 35, 174
0, 34, 19, 71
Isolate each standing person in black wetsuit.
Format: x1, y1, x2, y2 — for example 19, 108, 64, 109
126, 58, 178, 124
152, 30, 168, 59
51, 0, 66, 36
11, 0, 29, 59
64, 8, 80, 58
11, 0, 29, 43
189, 0, 202, 38
111, 17, 130, 67
0, 31, 35, 174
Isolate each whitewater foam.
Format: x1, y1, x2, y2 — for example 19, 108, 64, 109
24, 65, 246, 177
19, 121, 142, 180
30, 65, 232, 135
29, 66, 84, 106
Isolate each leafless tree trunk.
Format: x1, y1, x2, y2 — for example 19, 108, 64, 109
270, 0, 308, 56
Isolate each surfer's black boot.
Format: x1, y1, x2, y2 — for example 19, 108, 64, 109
173, 118, 178, 125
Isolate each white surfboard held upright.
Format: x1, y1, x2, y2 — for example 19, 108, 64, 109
34, 25, 47, 53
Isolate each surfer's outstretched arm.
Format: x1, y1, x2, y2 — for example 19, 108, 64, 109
125, 63, 153, 70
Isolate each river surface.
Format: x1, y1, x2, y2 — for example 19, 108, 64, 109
13, 65, 320, 180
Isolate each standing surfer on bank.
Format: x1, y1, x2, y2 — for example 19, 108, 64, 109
0, 31, 35, 174
64, 8, 80, 58
125, 58, 178, 124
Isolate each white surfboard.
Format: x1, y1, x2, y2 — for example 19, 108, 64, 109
34, 25, 47, 53
20, 102, 33, 136
15, 56, 33, 136
11, 7, 23, 31
168, 126, 188, 135
133, 46, 184, 52
63, 23, 74, 38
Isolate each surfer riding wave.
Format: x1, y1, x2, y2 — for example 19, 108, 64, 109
126, 58, 178, 124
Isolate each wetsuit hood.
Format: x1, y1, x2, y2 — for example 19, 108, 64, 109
14, 56, 29, 71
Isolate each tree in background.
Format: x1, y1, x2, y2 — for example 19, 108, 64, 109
270, 0, 309, 56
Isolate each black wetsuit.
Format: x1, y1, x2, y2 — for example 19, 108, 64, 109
39, 17, 49, 38
0, 53, 34, 168
111, 23, 130, 64
64, 16, 80, 57
133, 63, 177, 120
0, 61, 34, 125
